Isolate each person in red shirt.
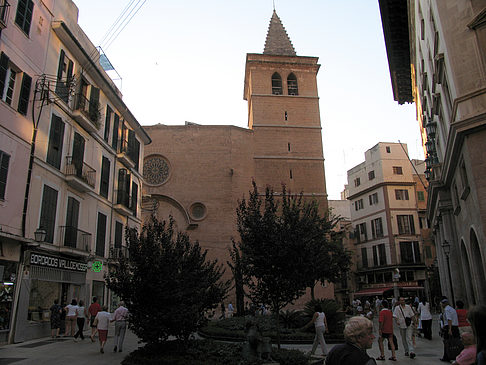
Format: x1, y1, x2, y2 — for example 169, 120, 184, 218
88, 297, 102, 341
377, 300, 396, 361
456, 300, 471, 334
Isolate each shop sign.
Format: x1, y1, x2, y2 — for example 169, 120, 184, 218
29, 253, 88, 272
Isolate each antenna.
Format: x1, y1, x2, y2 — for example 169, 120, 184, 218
273, 0, 276, 11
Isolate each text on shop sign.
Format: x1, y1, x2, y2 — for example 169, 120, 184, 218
30, 253, 88, 272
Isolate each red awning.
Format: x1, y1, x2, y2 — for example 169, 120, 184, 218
353, 287, 393, 297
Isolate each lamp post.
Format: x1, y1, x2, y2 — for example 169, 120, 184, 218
393, 268, 400, 300
442, 240, 455, 305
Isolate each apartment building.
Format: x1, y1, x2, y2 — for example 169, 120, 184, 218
347, 143, 430, 301
0, 0, 150, 342
379, 0, 486, 305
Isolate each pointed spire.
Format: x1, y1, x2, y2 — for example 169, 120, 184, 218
263, 10, 296, 56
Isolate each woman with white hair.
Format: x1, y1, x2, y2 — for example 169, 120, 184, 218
326, 316, 377, 365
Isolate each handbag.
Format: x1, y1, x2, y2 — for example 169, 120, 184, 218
445, 336, 464, 360
400, 306, 412, 327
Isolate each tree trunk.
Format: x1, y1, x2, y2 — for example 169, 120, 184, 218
311, 282, 316, 301
276, 307, 281, 349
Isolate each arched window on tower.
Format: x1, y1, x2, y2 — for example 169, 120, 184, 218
271, 72, 282, 95
287, 73, 298, 95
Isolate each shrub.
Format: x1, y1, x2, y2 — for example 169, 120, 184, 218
279, 309, 305, 329
303, 298, 345, 334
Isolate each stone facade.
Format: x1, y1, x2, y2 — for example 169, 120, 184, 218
142, 12, 331, 309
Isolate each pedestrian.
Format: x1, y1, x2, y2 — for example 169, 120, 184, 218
111, 301, 129, 352
375, 297, 382, 314
219, 302, 225, 319
456, 300, 471, 335
49, 299, 62, 338
452, 332, 477, 365
88, 297, 101, 341
376, 300, 396, 361
467, 304, 486, 365
94, 305, 111, 354
73, 299, 87, 340
303, 304, 329, 357
418, 296, 433, 340
326, 316, 377, 365
228, 302, 234, 317
393, 296, 416, 359
440, 297, 460, 362
64, 299, 78, 337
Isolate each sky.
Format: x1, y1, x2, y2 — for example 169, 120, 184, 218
75, 0, 424, 200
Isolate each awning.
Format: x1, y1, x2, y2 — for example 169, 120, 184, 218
353, 287, 392, 297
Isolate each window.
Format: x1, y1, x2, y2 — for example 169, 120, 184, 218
459, 160, 470, 200
284, 111, 288, 121
386, 146, 391, 153
64, 197, 80, 248
100, 156, 110, 199
92, 281, 105, 306
417, 191, 425, 201
114, 221, 123, 249
355, 199, 363, 211
287, 73, 298, 95
400, 241, 421, 264
117, 169, 130, 207
0, 150, 10, 200
392, 166, 403, 175
395, 189, 409, 200
55, 50, 74, 104
369, 192, 378, 205
0, 52, 32, 115
371, 217, 383, 238
397, 215, 415, 235
72, 132, 85, 178
15, 0, 33, 35
104, 106, 112, 142
131, 181, 138, 217
358, 222, 367, 242
354, 177, 360, 187
95, 212, 107, 256
39, 185, 58, 243
28, 280, 60, 322
127, 130, 140, 171
378, 244, 387, 265
271, 72, 282, 95
373, 246, 379, 266
112, 113, 120, 151
289, 169, 293, 179
425, 245, 432, 259
368, 170, 375, 180
361, 247, 368, 268
288, 143, 291, 152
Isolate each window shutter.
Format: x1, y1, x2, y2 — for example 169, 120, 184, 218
95, 212, 107, 256
0, 52, 9, 98
409, 215, 415, 234
56, 50, 65, 81
72, 132, 85, 177
64, 197, 80, 247
46, 115, 65, 169
114, 221, 123, 249
112, 113, 119, 151
104, 106, 112, 142
23, 0, 33, 34
17, 72, 32, 115
100, 156, 110, 198
89, 86, 100, 121
131, 181, 138, 216
15, 0, 34, 34
413, 241, 421, 263
39, 185, 58, 243
0, 151, 10, 199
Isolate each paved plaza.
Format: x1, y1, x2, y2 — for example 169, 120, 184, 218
0, 316, 449, 365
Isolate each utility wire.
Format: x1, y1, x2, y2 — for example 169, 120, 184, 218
98, 0, 137, 47
398, 140, 427, 189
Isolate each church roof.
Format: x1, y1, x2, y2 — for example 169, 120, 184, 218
263, 10, 296, 56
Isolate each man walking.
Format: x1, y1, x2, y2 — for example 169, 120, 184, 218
440, 298, 460, 362
377, 300, 396, 361
111, 301, 129, 352
393, 297, 416, 359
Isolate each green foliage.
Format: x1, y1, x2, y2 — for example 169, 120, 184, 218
227, 241, 245, 316
303, 299, 345, 334
279, 309, 306, 329
121, 340, 307, 365
106, 216, 230, 345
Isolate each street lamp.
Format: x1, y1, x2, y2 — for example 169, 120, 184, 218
34, 227, 47, 242
442, 240, 455, 305
393, 268, 400, 300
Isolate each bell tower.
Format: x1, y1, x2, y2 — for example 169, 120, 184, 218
244, 11, 328, 211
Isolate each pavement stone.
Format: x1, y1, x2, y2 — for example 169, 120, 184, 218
0, 315, 450, 364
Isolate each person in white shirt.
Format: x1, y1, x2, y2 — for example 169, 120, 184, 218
64, 299, 78, 337
94, 306, 111, 353
73, 300, 88, 340
228, 302, 234, 317
418, 297, 433, 340
440, 298, 460, 362
304, 304, 329, 357
393, 297, 416, 359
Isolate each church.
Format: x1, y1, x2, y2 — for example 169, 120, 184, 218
141, 11, 332, 307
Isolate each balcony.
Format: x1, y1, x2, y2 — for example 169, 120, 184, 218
117, 139, 135, 169
59, 226, 91, 253
0, 0, 9, 30
72, 93, 101, 133
114, 189, 132, 216
109, 246, 129, 260
65, 156, 96, 192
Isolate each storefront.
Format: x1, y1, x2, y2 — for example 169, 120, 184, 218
13, 251, 88, 342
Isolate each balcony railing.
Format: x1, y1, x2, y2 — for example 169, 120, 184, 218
59, 226, 91, 252
0, 0, 10, 29
109, 246, 129, 260
116, 189, 131, 208
72, 93, 100, 128
65, 156, 96, 189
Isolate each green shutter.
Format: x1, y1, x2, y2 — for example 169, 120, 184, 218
95, 213, 107, 256
0, 52, 9, 99
46, 115, 65, 169
40, 185, 58, 243
17, 72, 32, 115
0, 151, 10, 200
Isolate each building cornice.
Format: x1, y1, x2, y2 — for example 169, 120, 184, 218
253, 156, 324, 161
348, 181, 416, 200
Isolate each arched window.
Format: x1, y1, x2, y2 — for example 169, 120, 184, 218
287, 73, 298, 95
271, 72, 282, 95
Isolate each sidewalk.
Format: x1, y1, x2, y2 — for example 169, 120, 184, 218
0, 324, 142, 365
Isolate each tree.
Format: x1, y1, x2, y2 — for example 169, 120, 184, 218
105, 215, 230, 346
227, 241, 245, 316
235, 181, 351, 347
